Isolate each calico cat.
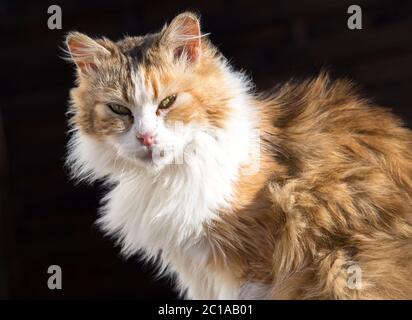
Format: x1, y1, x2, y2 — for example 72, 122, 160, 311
65, 12, 412, 299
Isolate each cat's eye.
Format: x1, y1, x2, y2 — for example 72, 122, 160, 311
108, 104, 131, 116
158, 94, 177, 110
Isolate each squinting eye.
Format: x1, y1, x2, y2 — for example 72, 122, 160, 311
108, 104, 131, 116
158, 94, 177, 110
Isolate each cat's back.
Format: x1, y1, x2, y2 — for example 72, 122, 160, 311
261, 74, 412, 299
266, 74, 412, 194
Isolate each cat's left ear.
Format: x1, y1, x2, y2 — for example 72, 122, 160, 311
161, 12, 202, 64
65, 32, 111, 74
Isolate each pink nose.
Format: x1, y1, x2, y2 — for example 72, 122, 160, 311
137, 133, 154, 147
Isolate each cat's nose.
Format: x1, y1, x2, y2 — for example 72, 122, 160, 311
137, 133, 154, 147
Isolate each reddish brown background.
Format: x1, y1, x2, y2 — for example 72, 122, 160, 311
0, 0, 411, 299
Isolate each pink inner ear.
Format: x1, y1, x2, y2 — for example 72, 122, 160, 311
67, 38, 97, 72
174, 17, 201, 63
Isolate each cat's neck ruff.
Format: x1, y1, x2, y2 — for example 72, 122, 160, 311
93, 91, 257, 259
67, 67, 258, 298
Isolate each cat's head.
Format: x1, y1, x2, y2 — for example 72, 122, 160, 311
65, 12, 252, 178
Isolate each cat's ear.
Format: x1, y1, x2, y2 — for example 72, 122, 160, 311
162, 12, 202, 64
65, 32, 111, 74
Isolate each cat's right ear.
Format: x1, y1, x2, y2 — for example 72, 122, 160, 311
65, 32, 110, 74
161, 12, 203, 64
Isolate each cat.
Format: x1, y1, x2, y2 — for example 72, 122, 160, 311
65, 12, 412, 299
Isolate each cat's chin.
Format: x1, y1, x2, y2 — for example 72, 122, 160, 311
123, 150, 173, 173
140, 149, 154, 163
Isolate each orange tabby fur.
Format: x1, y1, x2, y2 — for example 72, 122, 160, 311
207, 75, 412, 299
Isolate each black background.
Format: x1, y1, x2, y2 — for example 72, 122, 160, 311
0, 0, 411, 299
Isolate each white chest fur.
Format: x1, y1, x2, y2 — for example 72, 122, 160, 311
96, 138, 244, 298
68, 92, 258, 298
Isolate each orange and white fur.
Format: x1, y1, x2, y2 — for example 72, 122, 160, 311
65, 12, 412, 299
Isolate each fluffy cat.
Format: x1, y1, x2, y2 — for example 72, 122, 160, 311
65, 12, 412, 299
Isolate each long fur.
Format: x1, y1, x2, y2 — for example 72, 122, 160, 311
65, 12, 412, 299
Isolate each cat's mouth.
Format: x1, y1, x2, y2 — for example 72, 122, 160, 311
122, 147, 154, 165
125, 145, 176, 168
141, 149, 153, 162
140, 148, 166, 164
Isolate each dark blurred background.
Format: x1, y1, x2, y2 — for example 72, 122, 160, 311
0, 0, 411, 299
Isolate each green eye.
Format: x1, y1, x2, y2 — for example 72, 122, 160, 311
108, 104, 131, 116
158, 94, 177, 110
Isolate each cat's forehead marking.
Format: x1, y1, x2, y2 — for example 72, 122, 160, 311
118, 34, 159, 64
131, 65, 162, 110
143, 70, 160, 103
117, 35, 163, 108
132, 66, 149, 107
